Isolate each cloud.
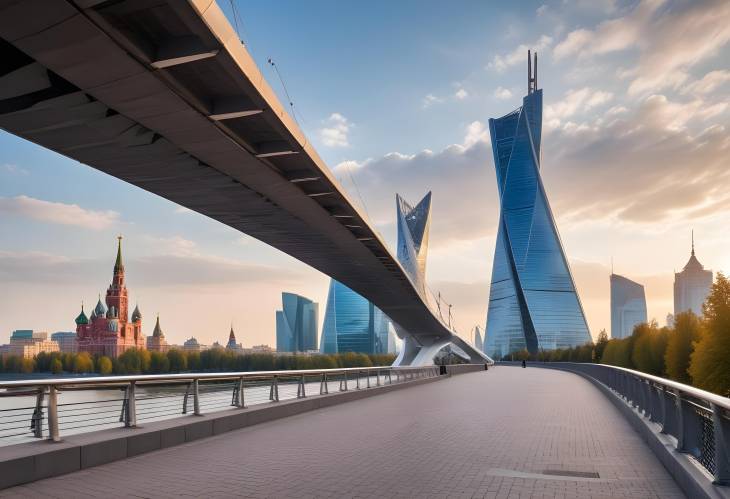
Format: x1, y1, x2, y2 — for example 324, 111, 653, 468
553, 0, 665, 60
318, 113, 351, 147
1, 163, 29, 175
544, 93, 730, 226
422, 93, 443, 108
552, 0, 730, 96
454, 88, 468, 100
488, 35, 553, 72
544, 87, 613, 125
493, 87, 513, 100
0, 249, 301, 288
333, 123, 495, 247
0, 195, 120, 229
681, 70, 730, 96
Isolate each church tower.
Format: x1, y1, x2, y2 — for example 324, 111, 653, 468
106, 236, 129, 324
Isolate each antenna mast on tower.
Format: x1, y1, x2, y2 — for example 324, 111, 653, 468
528, 50, 538, 94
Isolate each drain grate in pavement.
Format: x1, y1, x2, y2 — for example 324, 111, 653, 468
543, 469, 600, 479
487, 468, 609, 482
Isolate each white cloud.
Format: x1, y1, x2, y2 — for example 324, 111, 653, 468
545, 87, 613, 124
422, 93, 443, 108
1, 163, 29, 175
682, 70, 730, 96
493, 87, 513, 100
0, 195, 120, 229
454, 88, 468, 100
536, 4, 548, 16
488, 35, 553, 72
462, 121, 489, 149
318, 113, 351, 147
554, 0, 665, 60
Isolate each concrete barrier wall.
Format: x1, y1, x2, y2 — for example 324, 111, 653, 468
0, 374, 445, 489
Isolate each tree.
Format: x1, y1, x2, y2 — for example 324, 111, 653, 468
665, 311, 699, 384
690, 273, 730, 395
631, 321, 668, 376
167, 349, 187, 372
50, 358, 63, 374
594, 329, 609, 363
149, 351, 170, 373
98, 356, 113, 375
73, 352, 94, 373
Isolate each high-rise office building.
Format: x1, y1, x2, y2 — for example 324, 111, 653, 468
674, 236, 712, 318
276, 292, 318, 352
319, 281, 389, 354
484, 52, 591, 358
474, 326, 484, 351
610, 274, 647, 339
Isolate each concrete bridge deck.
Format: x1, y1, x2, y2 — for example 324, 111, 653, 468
0, 366, 684, 498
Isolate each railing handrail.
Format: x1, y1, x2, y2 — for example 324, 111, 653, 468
533, 362, 730, 411
0, 365, 426, 390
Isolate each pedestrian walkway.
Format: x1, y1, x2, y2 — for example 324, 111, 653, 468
1, 366, 685, 498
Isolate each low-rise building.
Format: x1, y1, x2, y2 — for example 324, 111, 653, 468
183, 337, 208, 353
51, 332, 77, 353
1, 330, 60, 359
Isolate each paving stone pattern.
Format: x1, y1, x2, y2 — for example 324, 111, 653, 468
1, 366, 685, 498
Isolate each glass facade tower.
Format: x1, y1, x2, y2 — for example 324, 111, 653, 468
610, 274, 647, 339
484, 52, 591, 358
276, 292, 318, 352
319, 280, 390, 354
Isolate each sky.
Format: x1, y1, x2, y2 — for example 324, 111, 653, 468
1, 0, 729, 347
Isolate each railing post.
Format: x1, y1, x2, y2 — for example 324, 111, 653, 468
320, 373, 329, 395
676, 391, 701, 456
376, 370, 381, 387
47, 385, 59, 442
269, 376, 279, 402
297, 376, 306, 398
340, 372, 348, 391
31, 388, 44, 439
388, 370, 392, 385
193, 379, 201, 415
366, 370, 371, 388
183, 382, 191, 414
233, 377, 245, 408
712, 403, 730, 484
124, 381, 137, 427
356, 371, 361, 390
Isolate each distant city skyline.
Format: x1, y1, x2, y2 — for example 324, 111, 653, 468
1, 0, 729, 347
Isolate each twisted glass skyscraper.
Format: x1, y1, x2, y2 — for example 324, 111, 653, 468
276, 293, 318, 352
319, 280, 390, 354
484, 52, 591, 358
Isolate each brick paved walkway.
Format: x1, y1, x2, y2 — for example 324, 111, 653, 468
1, 366, 685, 498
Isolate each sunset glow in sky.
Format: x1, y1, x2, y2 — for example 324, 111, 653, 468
1, 0, 729, 347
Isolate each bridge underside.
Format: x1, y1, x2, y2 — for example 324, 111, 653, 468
0, 0, 491, 365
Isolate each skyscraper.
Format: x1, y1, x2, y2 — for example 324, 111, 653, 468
276, 292, 319, 352
484, 52, 591, 358
674, 234, 712, 317
474, 326, 484, 352
610, 274, 647, 339
319, 280, 389, 354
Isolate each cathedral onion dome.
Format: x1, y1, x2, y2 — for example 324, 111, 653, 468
75, 304, 89, 325
108, 319, 119, 332
152, 315, 165, 338
131, 304, 142, 322
94, 296, 107, 317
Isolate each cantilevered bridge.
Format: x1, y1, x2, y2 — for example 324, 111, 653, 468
0, 0, 487, 366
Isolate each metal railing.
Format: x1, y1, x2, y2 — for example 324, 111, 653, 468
538, 362, 730, 484
0, 366, 439, 445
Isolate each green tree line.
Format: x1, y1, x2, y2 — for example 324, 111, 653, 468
496, 273, 730, 396
0, 349, 396, 376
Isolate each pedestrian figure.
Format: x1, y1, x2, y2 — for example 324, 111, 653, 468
522, 359, 526, 368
